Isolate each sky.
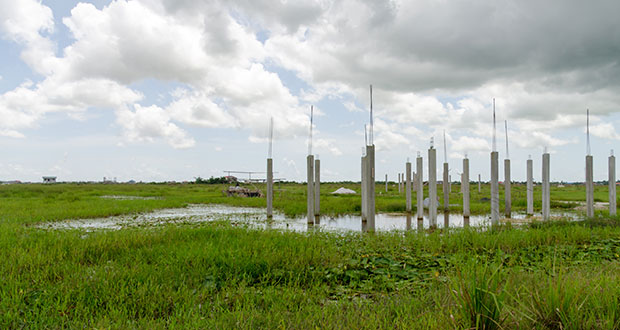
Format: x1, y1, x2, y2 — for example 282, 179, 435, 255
1, 0, 619, 183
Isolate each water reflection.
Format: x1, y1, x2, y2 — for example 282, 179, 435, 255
39, 204, 579, 233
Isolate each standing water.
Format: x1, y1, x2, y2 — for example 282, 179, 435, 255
37, 204, 579, 232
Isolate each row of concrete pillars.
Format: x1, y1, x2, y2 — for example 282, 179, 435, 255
287, 151, 616, 228
267, 154, 322, 221
585, 154, 616, 217
390, 150, 617, 227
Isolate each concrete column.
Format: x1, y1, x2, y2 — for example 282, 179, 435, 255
406, 213, 412, 231
314, 159, 320, 217
385, 174, 388, 193
406, 162, 412, 212
491, 151, 499, 225
610, 155, 616, 216
267, 158, 273, 219
307, 155, 315, 224
416, 156, 424, 220
361, 154, 367, 222
429, 148, 437, 227
527, 159, 534, 216
366, 145, 376, 230
463, 158, 470, 224
449, 175, 452, 193
504, 159, 511, 218
443, 163, 449, 212
478, 174, 481, 193
412, 171, 417, 192
586, 155, 594, 217
542, 153, 550, 221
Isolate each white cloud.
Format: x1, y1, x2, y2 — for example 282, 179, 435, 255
451, 136, 491, 155
314, 138, 342, 156
512, 131, 575, 149
0, 0, 57, 75
166, 89, 237, 128
116, 105, 195, 149
0, 129, 25, 138
0, 0, 307, 147
589, 123, 620, 140
1, 0, 620, 182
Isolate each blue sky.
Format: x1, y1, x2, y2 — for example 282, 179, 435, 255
1, 0, 619, 183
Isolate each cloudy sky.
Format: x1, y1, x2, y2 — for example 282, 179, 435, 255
1, 0, 619, 183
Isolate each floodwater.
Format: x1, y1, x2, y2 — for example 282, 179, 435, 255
38, 204, 581, 232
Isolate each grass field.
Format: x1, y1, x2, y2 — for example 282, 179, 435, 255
1, 183, 619, 328
0, 181, 615, 222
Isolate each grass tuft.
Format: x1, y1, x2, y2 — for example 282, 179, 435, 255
450, 261, 506, 329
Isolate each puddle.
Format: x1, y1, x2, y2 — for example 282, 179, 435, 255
37, 204, 581, 233
100, 195, 163, 200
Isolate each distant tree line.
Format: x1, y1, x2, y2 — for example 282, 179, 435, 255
195, 176, 230, 184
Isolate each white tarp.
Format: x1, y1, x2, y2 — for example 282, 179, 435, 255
331, 187, 356, 194
423, 197, 441, 208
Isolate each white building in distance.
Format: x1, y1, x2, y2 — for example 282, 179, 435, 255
42, 176, 57, 183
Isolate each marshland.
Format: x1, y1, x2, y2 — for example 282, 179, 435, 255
1, 181, 619, 328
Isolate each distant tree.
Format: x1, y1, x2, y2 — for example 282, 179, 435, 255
195, 176, 229, 184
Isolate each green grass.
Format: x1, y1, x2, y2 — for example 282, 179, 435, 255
0, 181, 616, 223
1, 183, 620, 328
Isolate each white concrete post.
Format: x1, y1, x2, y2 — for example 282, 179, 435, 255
429, 148, 437, 227
267, 158, 273, 218
361, 154, 367, 222
406, 162, 412, 212
586, 155, 594, 217
504, 159, 511, 218
314, 158, 320, 217
385, 174, 388, 193
416, 156, 424, 220
307, 155, 315, 224
412, 171, 417, 192
443, 162, 449, 212
610, 154, 616, 216
542, 152, 550, 221
366, 145, 376, 230
406, 213, 412, 231
461, 158, 470, 219
491, 151, 499, 225
463, 158, 470, 224
478, 174, 481, 193
527, 159, 534, 216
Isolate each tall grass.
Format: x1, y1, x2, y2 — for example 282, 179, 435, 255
450, 262, 506, 329
1, 184, 620, 327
